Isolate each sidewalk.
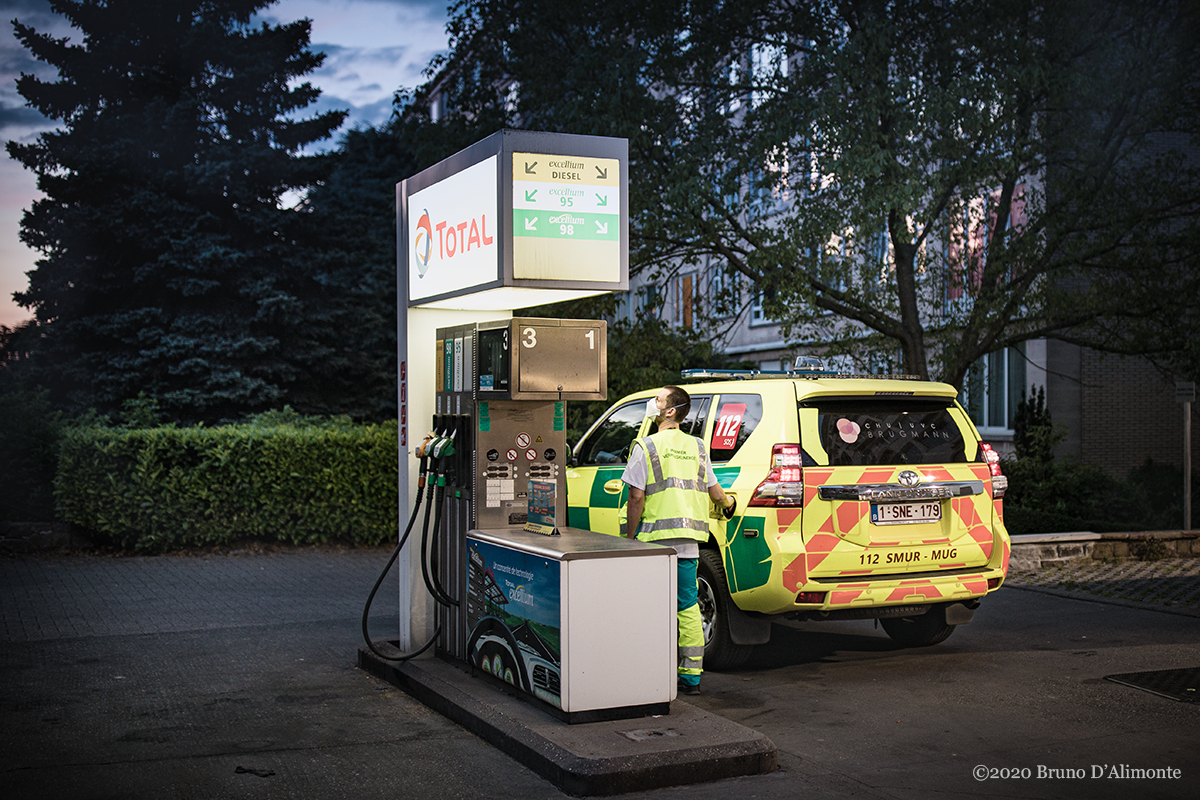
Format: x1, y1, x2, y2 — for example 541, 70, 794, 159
1005, 557, 1200, 617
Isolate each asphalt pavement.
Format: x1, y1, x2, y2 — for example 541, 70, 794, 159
2, 546, 1197, 799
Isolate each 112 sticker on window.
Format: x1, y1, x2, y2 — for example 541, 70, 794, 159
711, 403, 747, 449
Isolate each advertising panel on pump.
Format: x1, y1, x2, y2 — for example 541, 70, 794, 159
466, 539, 563, 708
408, 155, 500, 302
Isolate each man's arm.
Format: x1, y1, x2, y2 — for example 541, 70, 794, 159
700, 440, 734, 514
625, 486, 645, 539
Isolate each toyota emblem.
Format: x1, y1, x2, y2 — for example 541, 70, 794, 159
898, 470, 921, 487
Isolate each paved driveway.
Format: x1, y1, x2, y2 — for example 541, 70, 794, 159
2, 550, 1197, 799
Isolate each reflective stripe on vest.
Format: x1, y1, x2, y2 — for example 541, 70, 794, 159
635, 430, 712, 543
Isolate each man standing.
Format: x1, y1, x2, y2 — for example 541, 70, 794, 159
623, 385, 735, 696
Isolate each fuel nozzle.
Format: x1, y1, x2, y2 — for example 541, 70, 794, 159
416, 431, 440, 460
430, 428, 457, 460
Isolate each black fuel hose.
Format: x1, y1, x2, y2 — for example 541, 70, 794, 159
430, 480, 458, 606
421, 478, 458, 608
361, 463, 444, 662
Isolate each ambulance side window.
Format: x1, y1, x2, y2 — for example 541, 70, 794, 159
680, 396, 711, 438
709, 394, 763, 463
577, 401, 645, 465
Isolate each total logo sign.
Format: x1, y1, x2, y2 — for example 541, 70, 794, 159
408, 155, 499, 302
413, 209, 494, 277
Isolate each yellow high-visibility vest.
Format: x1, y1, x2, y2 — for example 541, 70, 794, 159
633, 428, 711, 543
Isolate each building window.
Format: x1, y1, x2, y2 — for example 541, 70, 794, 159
750, 42, 787, 108
636, 284, 661, 318
964, 344, 1027, 432
708, 267, 739, 319
946, 183, 1027, 304
749, 291, 776, 327
671, 274, 694, 328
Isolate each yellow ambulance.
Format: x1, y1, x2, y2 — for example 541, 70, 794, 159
566, 366, 1010, 668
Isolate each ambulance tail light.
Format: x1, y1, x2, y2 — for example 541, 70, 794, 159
749, 444, 805, 506
979, 442, 1008, 498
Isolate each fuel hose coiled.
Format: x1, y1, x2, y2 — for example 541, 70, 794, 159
360, 430, 457, 661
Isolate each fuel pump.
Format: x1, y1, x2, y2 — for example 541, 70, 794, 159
364, 316, 681, 721
362, 318, 606, 661
431, 317, 607, 660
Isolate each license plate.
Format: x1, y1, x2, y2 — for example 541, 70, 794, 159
870, 501, 942, 525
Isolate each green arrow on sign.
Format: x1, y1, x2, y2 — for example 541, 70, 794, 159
525, 189, 537, 202
596, 193, 607, 207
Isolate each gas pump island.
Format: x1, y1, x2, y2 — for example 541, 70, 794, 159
367, 130, 678, 722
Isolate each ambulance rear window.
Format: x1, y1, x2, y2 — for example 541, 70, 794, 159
806, 398, 968, 466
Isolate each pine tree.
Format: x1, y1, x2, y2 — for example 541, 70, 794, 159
289, 122, 421, 420
7, 0, 346, 421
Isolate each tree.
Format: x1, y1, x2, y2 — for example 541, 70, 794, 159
425, 0, 1200, 386
6, 0, 347, 421
292, 122, 425, 419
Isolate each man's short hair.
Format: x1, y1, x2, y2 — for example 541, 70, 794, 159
663, 385, 691, 421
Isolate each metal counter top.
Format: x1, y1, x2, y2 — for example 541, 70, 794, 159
467, 527, 676, 561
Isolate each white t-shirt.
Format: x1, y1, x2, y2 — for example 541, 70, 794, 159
621, 433, 719, 560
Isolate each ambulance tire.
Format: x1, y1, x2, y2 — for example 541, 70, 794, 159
880, 609, 956, 647
697, 548, 754, 670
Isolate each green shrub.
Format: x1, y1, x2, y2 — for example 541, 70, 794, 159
1001, 504, 1148, 536
1002, 454, 1194, 535
56, 414, 398, 551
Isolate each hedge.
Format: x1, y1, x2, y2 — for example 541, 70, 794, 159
56, 418, 398, 551
1001, 504, 1150, 537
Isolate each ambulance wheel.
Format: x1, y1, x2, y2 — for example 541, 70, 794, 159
697, 548, 754, 670
880, 609, 956, 647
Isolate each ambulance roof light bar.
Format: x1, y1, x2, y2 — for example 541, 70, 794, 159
681, 356, 922, 382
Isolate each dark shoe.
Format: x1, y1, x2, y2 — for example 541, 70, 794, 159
677, 682, 701, 696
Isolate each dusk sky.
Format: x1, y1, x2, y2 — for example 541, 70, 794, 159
0, 0, 452, 328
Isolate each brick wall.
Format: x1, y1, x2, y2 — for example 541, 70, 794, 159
1079, 350, 1198, 479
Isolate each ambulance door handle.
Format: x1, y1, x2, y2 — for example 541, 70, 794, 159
603, 479, 624, 494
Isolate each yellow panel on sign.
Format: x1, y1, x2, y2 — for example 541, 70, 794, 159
513, 153, 619, 186
512, 152, 622, 283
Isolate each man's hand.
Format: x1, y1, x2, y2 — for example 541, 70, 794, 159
722, 496, 737, 520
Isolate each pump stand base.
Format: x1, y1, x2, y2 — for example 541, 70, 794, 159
357, 646, 777, 796
463, 660, 670, 724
